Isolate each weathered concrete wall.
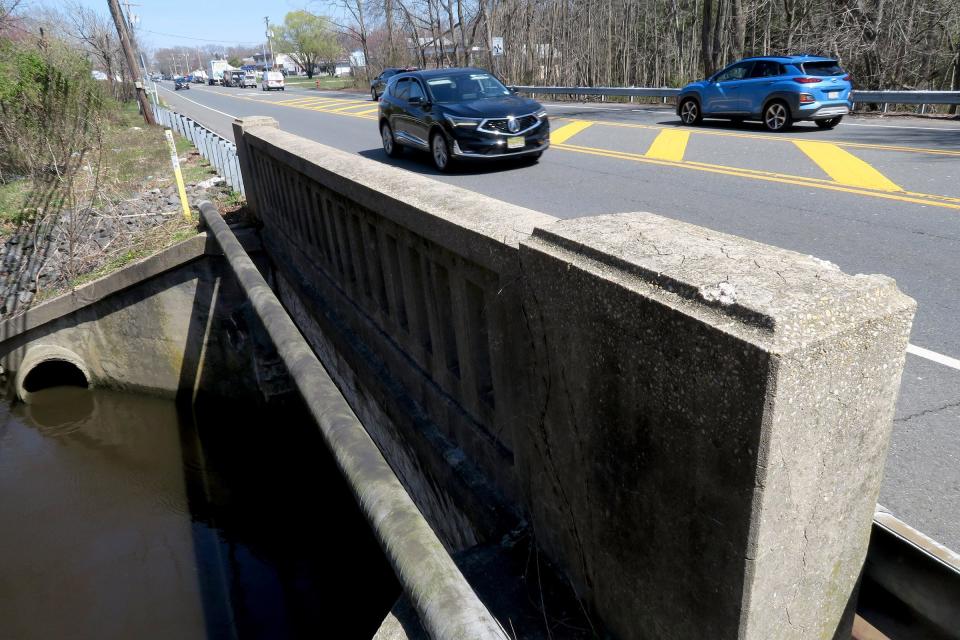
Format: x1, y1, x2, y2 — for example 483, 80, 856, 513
519, 214, 914, 640
0, 233, 283, 404
234, 116, 548, 551
234, 118, 915, 639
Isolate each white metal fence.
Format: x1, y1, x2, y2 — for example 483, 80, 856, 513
153, 104, 245, 197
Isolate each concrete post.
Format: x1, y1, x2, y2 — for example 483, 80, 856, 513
232, 116, 279, 219
517, 212, 915, 640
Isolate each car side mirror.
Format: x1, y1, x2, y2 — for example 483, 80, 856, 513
409, 96, 424, 105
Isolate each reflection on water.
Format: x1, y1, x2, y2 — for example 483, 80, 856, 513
0, 388, 400, 639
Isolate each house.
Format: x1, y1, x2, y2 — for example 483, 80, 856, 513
252, 52, 302, 75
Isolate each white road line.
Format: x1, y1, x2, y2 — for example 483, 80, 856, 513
158, 86, 237, 119
907, 344, 960, 371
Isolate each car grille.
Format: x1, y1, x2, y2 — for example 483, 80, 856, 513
481, 114, 539, 134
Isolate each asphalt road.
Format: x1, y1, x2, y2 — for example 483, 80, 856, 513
159, 81, 960, 550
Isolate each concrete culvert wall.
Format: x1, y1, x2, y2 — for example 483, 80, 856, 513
15, 346, 91, 403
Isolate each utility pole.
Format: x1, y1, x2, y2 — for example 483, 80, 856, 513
264, 16, 275, 70
107, 0, 155, 125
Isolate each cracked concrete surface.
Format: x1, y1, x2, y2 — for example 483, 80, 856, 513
520, 211, 914, 640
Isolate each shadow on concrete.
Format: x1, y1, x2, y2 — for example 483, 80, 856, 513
171, 256, 402, 638
382, 531, 603, 639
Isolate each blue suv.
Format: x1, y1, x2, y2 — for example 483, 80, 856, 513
677, 56, 852, 131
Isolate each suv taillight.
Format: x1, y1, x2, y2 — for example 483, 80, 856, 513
793, 77, 822, 84
842, 74, 851, 81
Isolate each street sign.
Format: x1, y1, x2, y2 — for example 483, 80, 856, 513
491, 37, 504, 57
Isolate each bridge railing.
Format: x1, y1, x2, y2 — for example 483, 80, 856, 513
232, 116, 916, 640
511, 85, 960, 109
153, 104, 245, 196
197, 200, 509, 640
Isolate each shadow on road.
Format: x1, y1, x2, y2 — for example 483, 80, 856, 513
357, 148, 542, 176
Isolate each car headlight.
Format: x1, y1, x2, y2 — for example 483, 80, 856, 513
444, 115, 482, 128
535, 109, 548, 119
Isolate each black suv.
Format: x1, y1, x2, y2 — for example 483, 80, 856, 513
378, 68, 550, 171
370, 67, 417, 101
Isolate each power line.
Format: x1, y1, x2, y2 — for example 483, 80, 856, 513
140, 28, 261, 45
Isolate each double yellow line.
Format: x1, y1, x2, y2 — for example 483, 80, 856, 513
548, 119, 960, 210
240, 94, 380, 120
554, 140, 960, 211
568, 117, 960, 158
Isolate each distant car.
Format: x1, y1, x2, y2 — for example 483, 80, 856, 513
378, 67, 549, 171
261, 70, 285, 91
174, 77, 190, 91
371, 67, 417, 101
677, 56, 852, 131
241, 71, 257, 88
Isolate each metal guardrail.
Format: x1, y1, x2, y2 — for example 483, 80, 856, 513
513, 85, 681, 99
153, 103, 245, 197
512, 85, 960, 107
851, 90, 960, 106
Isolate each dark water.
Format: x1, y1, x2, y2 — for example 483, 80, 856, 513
0, 387, 400, 639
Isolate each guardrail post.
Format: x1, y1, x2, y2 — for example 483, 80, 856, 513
228, 146, 238, 190
232, 116, 279, 219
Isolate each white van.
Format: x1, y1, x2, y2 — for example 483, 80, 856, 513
262, 71, 285, 91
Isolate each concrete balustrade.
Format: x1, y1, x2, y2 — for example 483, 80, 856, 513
233, 117, 915, 639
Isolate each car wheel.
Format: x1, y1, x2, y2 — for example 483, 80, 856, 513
381, 123, 401, 158
371, 89, 378, 101
816, 116, 843, 129
763, 101, 792, 131
431, 131, 451, 171
679, 99, 702, 125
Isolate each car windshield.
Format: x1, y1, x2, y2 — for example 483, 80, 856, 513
425, 73, 510, 103
801, 60, 845, 76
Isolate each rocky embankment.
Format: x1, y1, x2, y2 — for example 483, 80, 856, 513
0, 176, 227, 316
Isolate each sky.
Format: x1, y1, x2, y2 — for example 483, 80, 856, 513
53, 0, 333, 50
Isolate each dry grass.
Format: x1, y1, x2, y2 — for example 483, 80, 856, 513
0, 101, 251, 315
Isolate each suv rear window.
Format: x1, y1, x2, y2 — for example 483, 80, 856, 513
801, 61, 844, 76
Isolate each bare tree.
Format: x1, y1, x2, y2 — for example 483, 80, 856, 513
66, 2, 121, 96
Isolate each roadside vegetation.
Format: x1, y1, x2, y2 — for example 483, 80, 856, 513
0, 4, 241, 316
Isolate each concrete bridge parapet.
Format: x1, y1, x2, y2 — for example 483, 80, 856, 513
233, 117, 915, 639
